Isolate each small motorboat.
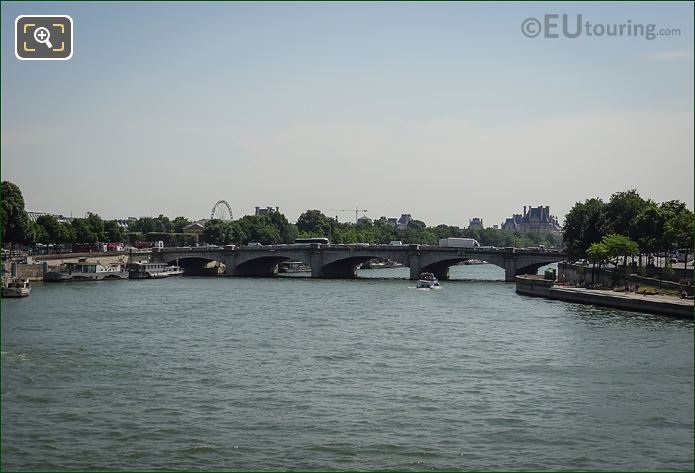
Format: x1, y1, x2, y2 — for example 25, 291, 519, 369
2, 277, 32, 297
416, 272, 440, 289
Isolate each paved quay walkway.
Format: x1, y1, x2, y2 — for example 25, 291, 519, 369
516, 276, 694, 319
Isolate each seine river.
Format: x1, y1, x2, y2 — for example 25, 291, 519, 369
2, 265, 693, 471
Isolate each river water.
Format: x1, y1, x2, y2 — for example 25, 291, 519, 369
2, 264, 693, 471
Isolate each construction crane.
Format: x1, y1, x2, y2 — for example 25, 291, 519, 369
329, 207, 368, 223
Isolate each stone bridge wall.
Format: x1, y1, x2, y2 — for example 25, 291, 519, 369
153, 245, 567, 281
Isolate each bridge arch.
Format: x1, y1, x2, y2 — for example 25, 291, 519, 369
235, 255, 297, 277
164, 256, 224, 276
319, 256, 377, 278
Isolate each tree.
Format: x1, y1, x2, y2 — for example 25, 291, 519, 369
601, 234, 639, 269
154, 214, 172, 233
563, 198, 605, 256
35, 215, 62, 244
129, 217, 156, 234
1, 180, 34, 247
202, 219, 233, 245
632, 202, 664, 265
407, 219, 427, 230
296, 210, 334, 237
58, 222, 76, 246
71, 218, 97, 243
85, 213, 106, 241
586, 242, 609, 284
104, 220, 125, 242
598, 190, 648, 241
664, 210, 694, 269
172, 216, 191, 233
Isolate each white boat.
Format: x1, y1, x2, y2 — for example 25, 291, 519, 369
127, 262, 184, 279
278, 261, 310, 273
2, 277, 31, 297
44, 261, 129, 282
416, 272, 440, 289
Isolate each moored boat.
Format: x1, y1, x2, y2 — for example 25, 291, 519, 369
127, 262, 184, 279
278, 261, 310, 273
2, 277, 31, 297
44, 261, 129, 282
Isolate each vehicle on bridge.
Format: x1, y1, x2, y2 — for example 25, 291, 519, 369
438, 238, 480, 248
294, 238, 330, 245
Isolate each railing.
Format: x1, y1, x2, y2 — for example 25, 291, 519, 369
159, 244, 566, 256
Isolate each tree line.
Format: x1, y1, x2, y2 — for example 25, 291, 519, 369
202, 209, 562, 247
563, 190, 693, 260
11, 180, 688, 255
0, 181, 196, 248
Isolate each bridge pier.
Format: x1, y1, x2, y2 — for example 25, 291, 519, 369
504, 258, 517, 282
409, 255, 422, 280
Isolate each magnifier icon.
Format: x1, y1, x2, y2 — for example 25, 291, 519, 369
33, 27, 53, 49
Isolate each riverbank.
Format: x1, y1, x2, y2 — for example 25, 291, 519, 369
2, 252, 143, 281
516, 275, 693, 319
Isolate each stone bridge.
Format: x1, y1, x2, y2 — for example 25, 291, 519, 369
152, 244, 567, 282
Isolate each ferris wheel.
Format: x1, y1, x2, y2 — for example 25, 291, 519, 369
210, 200, 233, 221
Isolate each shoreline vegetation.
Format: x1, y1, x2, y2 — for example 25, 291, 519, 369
2, 183, 692, 275
2, 180, 561, 249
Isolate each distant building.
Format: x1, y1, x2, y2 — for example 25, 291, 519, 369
387, 218, 398, 228
492, 224, 499, 230
396, 214, 412, 230
27, 211, 73, 224
183, 219, 209, 235
468, 217, 484, 230
116, 217, 136, 230
501, 205, 560, 234
255, 206, 279, 216
356, 216, 372, 225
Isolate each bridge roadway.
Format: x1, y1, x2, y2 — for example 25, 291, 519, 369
152, 244, 568, 282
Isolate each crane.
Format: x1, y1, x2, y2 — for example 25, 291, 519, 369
329, 207, 368, 223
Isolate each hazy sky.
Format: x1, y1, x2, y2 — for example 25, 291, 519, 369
2, 1, 693, 226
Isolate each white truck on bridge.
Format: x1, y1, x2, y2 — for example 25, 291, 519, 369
438, 238, 480, 248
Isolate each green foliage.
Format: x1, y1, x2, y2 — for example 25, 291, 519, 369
598, 190, 648, 240
125, 232, 143, 244
71, 218, 97, 243
128, 215, 173, 233
586, 242, 609, 267
564, 190, 693, 257
104, 220, 125, 242
31, 221, 47, 245
601, 233, 639, 266
663, 210, 694, 251
296, 210, 335, 237
563, 197, 605, 256
35, 215, 61, 244
1, 180, 34, 245
84, 213, 106, 241
202, 219, 234, 245
172, 216, 191, 233
143, 232, 197, 246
